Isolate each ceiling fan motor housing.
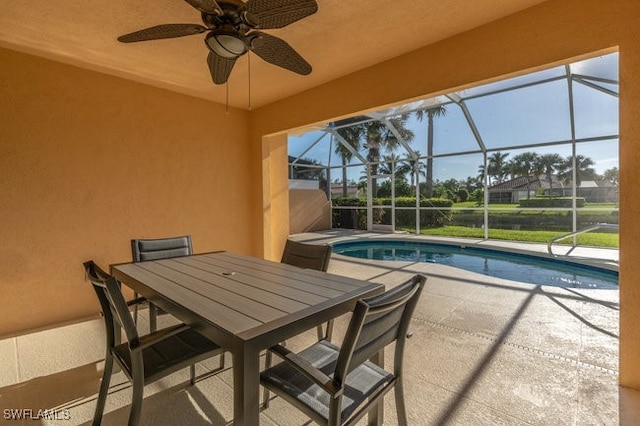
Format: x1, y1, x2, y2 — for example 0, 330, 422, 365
205, 28, 248, 58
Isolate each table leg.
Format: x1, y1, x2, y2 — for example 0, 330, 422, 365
232, 345, 261, 426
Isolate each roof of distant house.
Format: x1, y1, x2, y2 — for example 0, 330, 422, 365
488, 175, 563, 191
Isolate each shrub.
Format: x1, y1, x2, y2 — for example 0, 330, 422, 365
331, 197, 365, 229
331, 197, 453, 229
392, 197, 453, 228
472, 188, 484, 206
375, 179, 414, 197
457, 189, 470, 202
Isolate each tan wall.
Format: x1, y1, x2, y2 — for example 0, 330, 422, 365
0, 48, 252, 336
259, 133, 289, 261
252, 0, 640, 388
289, 189, 331, 234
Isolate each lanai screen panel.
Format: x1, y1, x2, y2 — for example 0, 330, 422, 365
288, 52, 619, 240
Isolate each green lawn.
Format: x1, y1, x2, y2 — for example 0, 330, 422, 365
398, 225, 619, 248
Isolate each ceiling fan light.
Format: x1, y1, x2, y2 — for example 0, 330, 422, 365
205, 31, 247, 59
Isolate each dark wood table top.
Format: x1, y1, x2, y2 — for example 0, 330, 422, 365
112, 251, 383, 342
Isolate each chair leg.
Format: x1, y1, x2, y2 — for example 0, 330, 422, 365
128, 374, 144, 426
326, 320, 334, 341
394, 378, 408, 426
149, 304, 157, 333
328, 397, 342, 426
92, 354, 114, 426
113, 320, 122, 345
190, 364, 196, 385
316, 324, 324, 341
316, 320, 334, 342
262, 351, 273, 408
133, 292, 139, 324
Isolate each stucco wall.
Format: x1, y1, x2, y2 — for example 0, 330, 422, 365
0, 48, 252, 336
289, 189, 331, 234
252, 0, 640, 388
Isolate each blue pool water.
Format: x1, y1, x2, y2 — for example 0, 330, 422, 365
332, 240, 618, 289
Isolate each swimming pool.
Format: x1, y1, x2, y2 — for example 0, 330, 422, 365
332, 240, 618, 289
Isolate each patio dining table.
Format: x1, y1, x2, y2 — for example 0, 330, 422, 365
111, 251, 385, 425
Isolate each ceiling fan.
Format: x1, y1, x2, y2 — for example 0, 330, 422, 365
117, 0, 318, 85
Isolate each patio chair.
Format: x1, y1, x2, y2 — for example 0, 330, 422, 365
281, 239, 332, 272
262, 239, 334, 407
83, 260, 224, 426
260, 274, 426, 425
280, 239, 333, 340
83, 261, 147, 345
131, 235, 193, 333
131, 236, 226, 373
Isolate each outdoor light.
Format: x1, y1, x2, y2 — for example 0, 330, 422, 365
205, 30, 247, 59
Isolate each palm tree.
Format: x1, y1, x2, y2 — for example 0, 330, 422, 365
557, 155, 597, 188
401, 151, 425, 187
340, 115, 415, 197
478, 163, 489, 186
368, 117, 413, 197
536, 153, 563, 195
358, 168, 368, 188
395, 161, 413, 183
335, 126, 363, 197
508, 152, 540, 199
487, 151, 510, 184
463, 175, 482, 192
379, 153, 406, 179
602, 167, 619, 187
415, 105, 447, 198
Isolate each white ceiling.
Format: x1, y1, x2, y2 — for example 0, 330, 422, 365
0, 0, 547, 109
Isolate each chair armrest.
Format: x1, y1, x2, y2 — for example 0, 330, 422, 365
269, 344, 341, 395
133, 323, 191, 350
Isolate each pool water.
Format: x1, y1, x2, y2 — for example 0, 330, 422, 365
332, 240, 618, 289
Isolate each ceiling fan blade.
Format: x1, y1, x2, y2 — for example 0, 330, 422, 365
250, 32, 311, 75
118, 24, 207, 43
183, 0, 222, 15
245, 0, 318, 29
207, 51, 237, 84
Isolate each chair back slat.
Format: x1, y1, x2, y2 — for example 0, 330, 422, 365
103, 277, 140, 347
83, 261, 116, 336
349, 308, 405, 367
281, 239, 332, 272
335, 275, 425, 383
131, 235, 193, 262
83, 260, 140, 348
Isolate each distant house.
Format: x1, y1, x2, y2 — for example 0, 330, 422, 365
558, 180, 618, 203
488, 175, 564, 203
330, 183, 360, 197
488, 175, 618, 203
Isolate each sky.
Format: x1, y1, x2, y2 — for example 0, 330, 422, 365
288, 53, 619, 184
